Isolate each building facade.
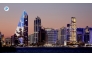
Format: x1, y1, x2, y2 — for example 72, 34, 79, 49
58, 27, 67, 45
70, 17, 77, 42
28, 34, 34, 44
84, 26, 90, 43
77, 28, 84, 42
89, 28, 92, 44
34, 16, 41, 44
45, 28, 58, 44
67, 24, 71, 41
15, 10, 28, 45
38, 27, 47, 45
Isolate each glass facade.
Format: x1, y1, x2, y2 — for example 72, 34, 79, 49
15, 10, 28, 45
45, 28, 58, 44
34, 16, 41, 43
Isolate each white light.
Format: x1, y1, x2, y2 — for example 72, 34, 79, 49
4, 6, 9, 11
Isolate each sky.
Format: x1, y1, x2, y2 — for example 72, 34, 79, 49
0, 3, 92, 37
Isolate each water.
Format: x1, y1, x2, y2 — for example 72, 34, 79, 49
1, 47, 92, 53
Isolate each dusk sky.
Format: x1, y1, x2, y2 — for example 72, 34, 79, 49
0, 3, 92, 37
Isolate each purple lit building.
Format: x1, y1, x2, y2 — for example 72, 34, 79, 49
45, 28, 58, 44
77, 28, 84, 42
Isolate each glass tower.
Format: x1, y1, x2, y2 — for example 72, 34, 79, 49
34, 16, 41, 44
15, 10, 28, 45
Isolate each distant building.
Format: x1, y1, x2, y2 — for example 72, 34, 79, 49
5, 37, 11, 46
38, 27, 47, 45
15, 10, 28, 45
89, 28, 92, 44
45, 28, 58, 44
84, 26, 90, 43
58, 27, 67, 45
28, 34, 34, 44
67, 24, 71, 41
77, 28, 84, 42
70, 17, 77, 42
34, 16, 41, 44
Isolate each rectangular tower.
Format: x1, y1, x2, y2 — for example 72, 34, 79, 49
34, 16, 41, 44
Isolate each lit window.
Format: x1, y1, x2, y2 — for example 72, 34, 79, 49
25, 20, 27, 21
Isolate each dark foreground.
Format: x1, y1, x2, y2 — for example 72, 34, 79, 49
1, 47, 92, 53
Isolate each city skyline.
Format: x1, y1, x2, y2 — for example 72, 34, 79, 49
0, 3, 92, 37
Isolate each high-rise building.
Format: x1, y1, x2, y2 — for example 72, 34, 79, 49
45, 28, 58, 44
67, 24, 71, 41
70, 17, 77, 42
84, 26, 90, 43
77, 28, 84, 42
23, 11, 28, 45
34, 16, 41, 44
15, 10, 28, 45
58, 27, 67, 45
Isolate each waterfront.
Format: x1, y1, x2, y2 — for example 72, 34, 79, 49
1, 47, 92, 53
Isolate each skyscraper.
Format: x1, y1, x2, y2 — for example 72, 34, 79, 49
84, 26, 90, 43
34, 16, 41, 44
15, 10, 28, 45
67, 24, 71, 41
77, 28, 84, 42
70, 17, 77, 42
23, 11, 28, 45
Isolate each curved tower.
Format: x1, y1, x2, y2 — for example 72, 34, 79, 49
70, 17, 77, 42
15, 10, 28, 45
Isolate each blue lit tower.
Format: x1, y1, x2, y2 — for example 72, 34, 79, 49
34, 16, 41, 44
15, 10, 28, 45
23, 11, 28, 45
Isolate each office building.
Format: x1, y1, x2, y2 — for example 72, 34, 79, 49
70, 17, 77, 42
28, 34, 34, 44
67, 24, 71, 41
77, 28, 84, 42
34, 16, 41, 44
38, 27, 47, 45
84, 26, 90, 43
23, 11, 28, 45
45, 28, 58, 44
58, 27, 67, 45
15, 10, 28, 45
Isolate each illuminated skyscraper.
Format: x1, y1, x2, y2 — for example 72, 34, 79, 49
34, 16, 41, 44
15, 10, 28, 45
70, 17, 77, 42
